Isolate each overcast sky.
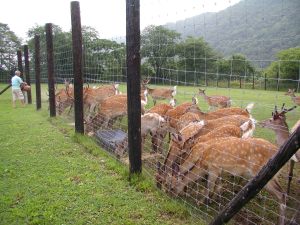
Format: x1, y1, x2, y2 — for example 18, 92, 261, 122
1, 0, 240, 43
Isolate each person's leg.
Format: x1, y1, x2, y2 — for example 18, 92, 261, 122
17, 89, 25, 107
20, 99, 25, 107
12, 90, 17, 108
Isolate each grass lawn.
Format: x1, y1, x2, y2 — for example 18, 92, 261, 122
1, 82, 299, 225
0, 85, 204, 225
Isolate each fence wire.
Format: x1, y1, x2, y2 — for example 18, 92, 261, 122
1, 0, 300, 224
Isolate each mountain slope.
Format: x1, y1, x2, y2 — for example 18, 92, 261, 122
165, 0, 300, 61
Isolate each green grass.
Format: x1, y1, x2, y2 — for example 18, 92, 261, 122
1, 82, 299, 225
0, 84, 204, 225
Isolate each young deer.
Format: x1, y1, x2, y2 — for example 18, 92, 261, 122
172, 137, 286, 225
198, 88, 231, 110
258, 104, 299, 194
285, 89, 300, 106
142, 78, 177, 105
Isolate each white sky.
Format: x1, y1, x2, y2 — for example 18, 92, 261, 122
1, 0, 240, 43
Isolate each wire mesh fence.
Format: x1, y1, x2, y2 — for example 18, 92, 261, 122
1, 0, 300, 224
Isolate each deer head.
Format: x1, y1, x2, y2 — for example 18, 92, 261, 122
259, 104, 296, 131
284, 89, 296, 97
198, 88, 206, 96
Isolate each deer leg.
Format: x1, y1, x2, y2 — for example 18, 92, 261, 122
174, 165, 206, 196
67, 102, 73, 115
287, 160, 295, 195
265, 179, 286, 225
179, 155, 200, 176
204, 167, 221, 205
153, 99, 157, 105
156, 131, 168, 154
214, 176, 223, 202
107, 118, 115, 129
151, 134, 158, 153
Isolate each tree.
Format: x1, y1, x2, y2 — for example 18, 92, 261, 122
26, 24, 126, 83
84, 38, 125, 82
218, 54, 255, 80
27, 24, 73, 83
0, 23, 21, 75
265, 47, 300, 80
141, 25, 181, 81
176, 36, 219, 84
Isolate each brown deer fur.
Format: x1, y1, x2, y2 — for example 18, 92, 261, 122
142, 78, 176, 105
259, 105, 299, 194
172, 137, 286, 225
198, 88, 231, 109
285, 89, 300, 106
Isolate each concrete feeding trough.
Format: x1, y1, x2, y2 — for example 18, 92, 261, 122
95, 129, 128, 155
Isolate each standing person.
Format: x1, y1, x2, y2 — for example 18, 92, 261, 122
11, 70, 25, 108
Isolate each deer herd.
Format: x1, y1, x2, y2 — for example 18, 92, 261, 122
53, 79, 299, 224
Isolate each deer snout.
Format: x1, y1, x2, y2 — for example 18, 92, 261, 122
257, 119, 270, 128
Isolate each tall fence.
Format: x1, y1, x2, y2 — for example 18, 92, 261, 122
1, 0, 300, 224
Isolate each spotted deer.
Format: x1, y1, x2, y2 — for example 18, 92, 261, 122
85, 91, 148, 134
165, 97, 200, 129
115, 112, 169, 157
258, 104, 299, 194
285, 89, 300, 106
147, 103, 174, 115
172, 137, 286, 225
176, 103, 254, 130
146, 103, 174, 153
156, 121, 205, 189
156, 115, 255, 189
149, 97, 200, 153
142, 78, 177, 105
83, 83, 120, 114
191, 114, 256, 139
173, 125, 249, 177
198, 88, 231, 110
159, 120, 254, 189
55, 82, 74, 115
84, 94, 127, 134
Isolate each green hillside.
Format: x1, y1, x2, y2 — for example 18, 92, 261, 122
166, 0, 300, 63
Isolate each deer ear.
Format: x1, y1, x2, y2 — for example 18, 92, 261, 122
240, 120, 250, 132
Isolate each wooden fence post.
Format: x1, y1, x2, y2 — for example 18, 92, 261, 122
297, 61, 300, 92
24, 45, 32, 104
264, 73, 267, 90
239, 72, 242, 88
35, 35, 42, 110
46, 23, 56, 117
71, 1, 84, 134
276, 71, 280, 91
209, 126, 300, 225
126, 0, 142, 175
17, 50, 23, 76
